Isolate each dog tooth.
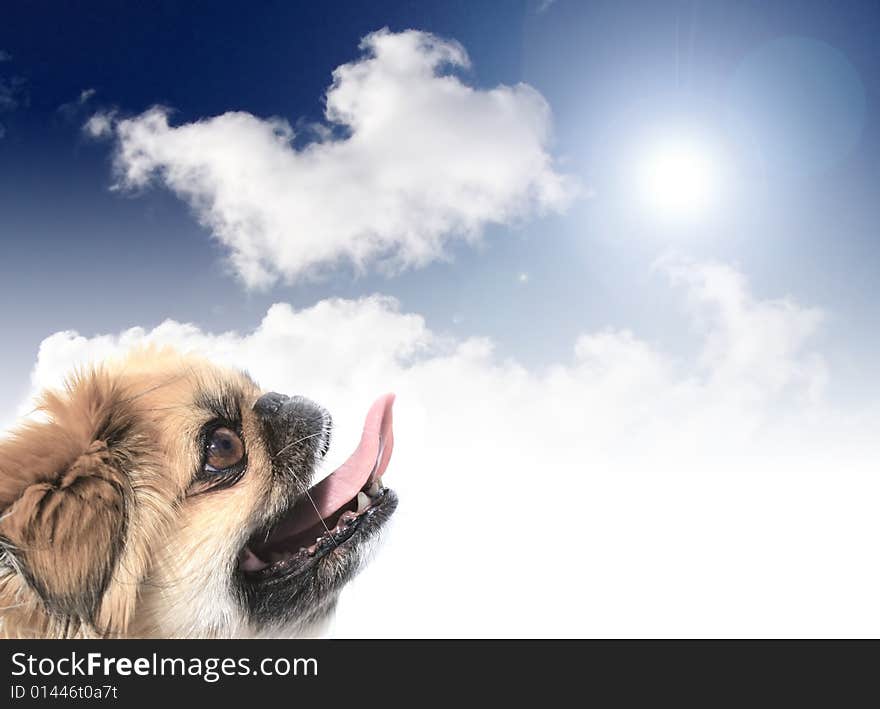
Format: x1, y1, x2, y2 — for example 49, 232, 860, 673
356, 491, 371, 513
367, 481, 380, 496
239, 547, 268, 572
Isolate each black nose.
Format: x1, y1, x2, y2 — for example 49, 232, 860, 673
253, 391, 289, 418
253, 392, 332, 460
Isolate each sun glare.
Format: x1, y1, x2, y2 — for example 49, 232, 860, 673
638, 139, 718, 221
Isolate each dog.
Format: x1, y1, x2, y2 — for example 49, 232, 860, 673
0, 347, 396, 638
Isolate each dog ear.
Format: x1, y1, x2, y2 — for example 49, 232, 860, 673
0, 436, 127, 626
0, 371, 138, 634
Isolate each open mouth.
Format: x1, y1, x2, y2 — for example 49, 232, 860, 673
238, 393, 396, 580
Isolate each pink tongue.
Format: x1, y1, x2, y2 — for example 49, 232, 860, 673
279, 393, 395, 539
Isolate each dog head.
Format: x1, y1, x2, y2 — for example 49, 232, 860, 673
0, 348, 396, 638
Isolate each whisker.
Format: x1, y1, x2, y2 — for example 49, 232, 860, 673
119, 374, 188, 405
301, 486, 338, 549
272, 431, 325, 459
139, 404, 193, 413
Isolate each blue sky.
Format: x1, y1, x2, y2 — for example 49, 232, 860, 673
1, 1, 878, 411
3, 0, 880, 636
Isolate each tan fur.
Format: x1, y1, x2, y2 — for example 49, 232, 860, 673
0, 347, 273, 638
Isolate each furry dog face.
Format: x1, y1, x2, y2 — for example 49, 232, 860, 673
0, 349, 396, 638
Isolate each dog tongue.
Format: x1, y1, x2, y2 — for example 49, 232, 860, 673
281, 393, 395, 538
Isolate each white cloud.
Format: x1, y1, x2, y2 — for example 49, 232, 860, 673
0, 52, 16, 130
92, 29, 576, 288
0, 77, 25, 113
59, 88, 97, 118
17, 259, 880, 637
84, 111, 115, 138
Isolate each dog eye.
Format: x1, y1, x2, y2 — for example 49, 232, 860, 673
205, 427, 245, 472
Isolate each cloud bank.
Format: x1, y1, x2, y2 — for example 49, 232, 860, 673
89, 29, 576, 288
19, 260, 880, 636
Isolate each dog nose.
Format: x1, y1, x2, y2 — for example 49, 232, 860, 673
283, 396, 332, 460
254, 392, 329, 424
253, 392, 332, 460
279, 395, 330, 427
253, 391, 289, 418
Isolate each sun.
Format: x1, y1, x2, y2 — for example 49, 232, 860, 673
638, 139, 718, 221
